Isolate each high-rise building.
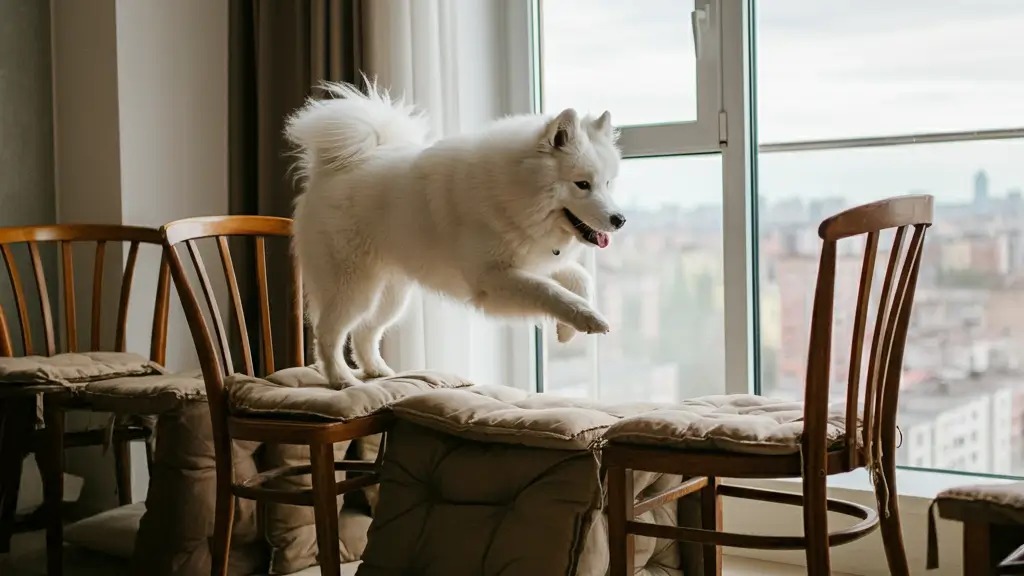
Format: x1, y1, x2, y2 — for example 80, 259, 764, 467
974, 169, 990, 207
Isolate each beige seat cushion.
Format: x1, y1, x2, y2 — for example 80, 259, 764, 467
74, 370, 205, 414
63, 502, 147, 559
391, 385, 663, 450
934, 482, 1024, 524
225, 366, 475, 421
0, 352, 165, 387
603, 394, 848, 455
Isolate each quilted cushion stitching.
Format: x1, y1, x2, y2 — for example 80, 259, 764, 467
394, 407, 614, 443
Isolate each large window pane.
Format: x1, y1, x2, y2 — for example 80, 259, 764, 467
540, 0, 697, 126
546, 155, 726, 403
757, 1, 1024, 142
758, 138, 1024, 476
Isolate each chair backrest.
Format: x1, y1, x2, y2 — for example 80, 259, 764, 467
162, 215, 303, 408
802, 194, 933, 470
0, 224, 170, 363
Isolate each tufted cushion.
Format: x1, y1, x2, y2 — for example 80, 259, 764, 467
73, 370, 205, 414
391, 385, 663, 450
358, 388, 703, 575
133, 402, 266, 576
225, 366, 475, 421
64, 502, 146, 559
0, 352, 165, 386
934, 481, 1024, 524
604, 394, 849, 455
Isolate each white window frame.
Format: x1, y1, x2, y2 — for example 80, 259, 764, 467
502, 0, 757, 397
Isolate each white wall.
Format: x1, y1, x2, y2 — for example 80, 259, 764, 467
50, 0, 229, 513
114, 0, 229, 372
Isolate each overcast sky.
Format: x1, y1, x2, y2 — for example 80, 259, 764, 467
541, 0, 1024, 210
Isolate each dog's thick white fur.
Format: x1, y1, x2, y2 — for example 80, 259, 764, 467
287, 81, 625, 388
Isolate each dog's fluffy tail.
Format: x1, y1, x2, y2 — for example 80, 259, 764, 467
285, 77, 431, 183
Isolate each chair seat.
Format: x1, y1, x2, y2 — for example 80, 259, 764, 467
603, 394, 849, 456
225, 367, 475, 422
74, 370, 205, 414
0, 352, 165, 387
934, 481, 1024, 524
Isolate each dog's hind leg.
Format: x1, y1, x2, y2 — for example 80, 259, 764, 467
350, 280, 412, 379
551, 262, 592, 343
314, 274, 384, 388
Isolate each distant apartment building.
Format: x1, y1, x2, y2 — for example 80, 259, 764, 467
897, 376, 1014, 475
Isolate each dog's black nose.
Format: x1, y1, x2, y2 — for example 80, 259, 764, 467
610, 213, 626, 229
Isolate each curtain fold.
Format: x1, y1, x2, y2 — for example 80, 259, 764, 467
362, 0, 510, 385
228, 0, 362, 372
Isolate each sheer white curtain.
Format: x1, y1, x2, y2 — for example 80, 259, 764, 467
362, 0, 514, 386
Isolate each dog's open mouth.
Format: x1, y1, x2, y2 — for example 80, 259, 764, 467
563, 208, 611, 248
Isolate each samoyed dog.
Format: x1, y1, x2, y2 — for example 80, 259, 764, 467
286, 81, 625, 388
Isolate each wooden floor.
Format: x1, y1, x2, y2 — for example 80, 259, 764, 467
1, 530, 856, 576
725, 556, 856, 575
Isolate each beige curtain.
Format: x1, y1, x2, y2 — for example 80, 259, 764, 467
228, 0, 363, 372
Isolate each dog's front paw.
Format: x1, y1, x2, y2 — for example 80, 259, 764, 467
556, 322, 577, 343
569, 307, 610, 335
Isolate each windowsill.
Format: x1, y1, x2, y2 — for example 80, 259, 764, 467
732, 466, 1015, 510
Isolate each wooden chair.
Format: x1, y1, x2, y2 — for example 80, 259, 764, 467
929, 481, 1024, 575
0, 224, 170, 575
604, 195, 934, 576
161, 216, 389, 576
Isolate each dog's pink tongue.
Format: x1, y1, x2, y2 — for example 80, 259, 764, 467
596, 232, 611, 248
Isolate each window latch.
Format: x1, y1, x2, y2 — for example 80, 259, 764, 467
691, 5, 710, 59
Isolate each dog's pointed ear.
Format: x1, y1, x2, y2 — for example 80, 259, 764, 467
593, 111, 613, 138
543, 108, 580, 149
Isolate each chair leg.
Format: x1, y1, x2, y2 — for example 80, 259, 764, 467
701, 476, 723, 576
876, 454, 910, 576
144, 436, 154, 471
607, 465, 635, 576
963, 521, 996, 576
310, 442, 341, 576
209, 470, 235, 576
39, 398, 64, 576
0, 399, 31, 554
113, 435, 133, 506
801, 466, 831, 575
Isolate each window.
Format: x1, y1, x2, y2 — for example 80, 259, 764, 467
540, 0, 698, 126
757, 0, 1024, 478
544, 155, 726, 402
523, 0, 1024, 479
535, 0, 751, 401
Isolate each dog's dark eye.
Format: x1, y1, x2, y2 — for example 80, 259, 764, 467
574, 181, 591, 190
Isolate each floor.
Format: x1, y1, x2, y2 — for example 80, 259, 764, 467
724, 555, 855, 575
1, 532, 853, 576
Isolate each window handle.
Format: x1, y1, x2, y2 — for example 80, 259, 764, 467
691, 5, 709, 59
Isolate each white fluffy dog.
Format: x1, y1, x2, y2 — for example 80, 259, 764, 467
286, 81, 625, 388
